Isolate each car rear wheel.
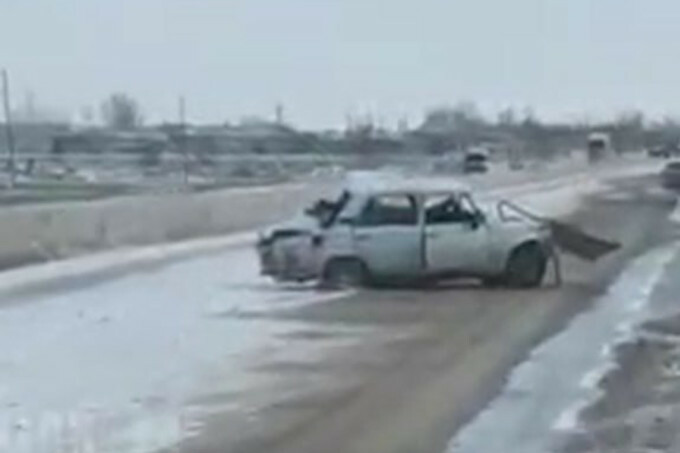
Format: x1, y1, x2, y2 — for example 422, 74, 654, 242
505, 243, 547, 288
482, 276, 504, 288
322, 258, 368, 289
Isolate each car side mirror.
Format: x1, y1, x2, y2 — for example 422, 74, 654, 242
338, 217, 356, 226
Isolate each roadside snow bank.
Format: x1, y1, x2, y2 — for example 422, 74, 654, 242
484, 172, 604, 218
447, 243, 679, 453
0, 232, 256, 301
670, 197, 680, 224
0, 248, 358, 453
0, 181, 322, 270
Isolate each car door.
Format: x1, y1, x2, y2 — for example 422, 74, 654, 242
424, 193, 490, 274
352, 193, 422, 276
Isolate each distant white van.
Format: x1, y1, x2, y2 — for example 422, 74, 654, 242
587, 133, 613, 162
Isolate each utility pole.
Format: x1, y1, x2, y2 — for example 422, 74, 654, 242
275, 103, 284, 125
178, 95, 188, 186
25, 90, 36, 122
1, 69, 16, 189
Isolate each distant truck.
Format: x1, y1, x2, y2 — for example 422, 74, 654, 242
587, 133, 613, 163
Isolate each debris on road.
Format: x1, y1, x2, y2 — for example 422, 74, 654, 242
548, 220, 621, 261
498, 200, 621, 261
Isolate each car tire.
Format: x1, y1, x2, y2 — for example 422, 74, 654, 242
505, 243, 547, 288
322, 258, 368, 289
482, 276, 504, 288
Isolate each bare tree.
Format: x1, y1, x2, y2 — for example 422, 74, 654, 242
421, 101, 483, 133
497, 107, 517, 126
615, 110, 645, 130
419, 101, 485, 150
612, 110, 645, 152
101, 93, 143, 130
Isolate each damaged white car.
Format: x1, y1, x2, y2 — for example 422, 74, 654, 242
257, 176, 556, 288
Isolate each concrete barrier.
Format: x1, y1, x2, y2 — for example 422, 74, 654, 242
0, 182, 329, 270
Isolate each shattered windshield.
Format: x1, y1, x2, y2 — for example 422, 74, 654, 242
307, 190, 351, 228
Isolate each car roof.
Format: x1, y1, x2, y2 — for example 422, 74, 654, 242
344, 170, 469, 196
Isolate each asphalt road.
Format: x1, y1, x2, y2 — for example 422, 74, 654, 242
0, 165, 675, 453
168, 175, 677, 453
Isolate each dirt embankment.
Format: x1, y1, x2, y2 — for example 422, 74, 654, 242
559, 307, 680, 452
171, 176, 676, 453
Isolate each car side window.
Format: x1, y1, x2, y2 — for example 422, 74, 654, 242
357, 195, 418, 226
425, 195, 476, 224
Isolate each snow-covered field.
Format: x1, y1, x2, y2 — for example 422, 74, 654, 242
0, 157, 665, 453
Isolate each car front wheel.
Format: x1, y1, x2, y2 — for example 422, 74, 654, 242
321, 258, 368, 289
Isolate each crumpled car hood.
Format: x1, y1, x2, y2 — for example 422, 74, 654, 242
260, 213, 320, 242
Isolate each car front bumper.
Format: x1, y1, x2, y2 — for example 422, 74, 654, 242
257, 235, 320, 282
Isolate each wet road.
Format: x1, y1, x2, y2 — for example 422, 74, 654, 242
0, 246, 366, 452
0, 163, 674, 453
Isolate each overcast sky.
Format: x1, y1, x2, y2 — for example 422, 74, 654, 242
1, 0, 678, 128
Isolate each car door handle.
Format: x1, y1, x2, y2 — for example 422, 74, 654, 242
355, 233, 371, 241
426, 232, 440, 239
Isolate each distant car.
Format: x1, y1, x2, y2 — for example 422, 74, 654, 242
648, 146, 671, 158
509, 160, 525, 171
257, 173, 553, 288
661, 161, 680, 189
463, 150, 489, 174
463, 158, 489, 174
648, 144, 679, 159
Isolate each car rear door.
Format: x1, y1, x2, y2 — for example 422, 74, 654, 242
352, 193, 422, 276
424, 193, 490, 274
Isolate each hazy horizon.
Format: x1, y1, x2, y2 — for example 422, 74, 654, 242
1, 0, 679, 129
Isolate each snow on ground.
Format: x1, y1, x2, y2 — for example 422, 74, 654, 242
671, 197, 680, 224
0, 157, 661, 453
446, 215, 680, 453
482, 172, 603, 218
0, 246, 366, 453
0, 232, 256, 298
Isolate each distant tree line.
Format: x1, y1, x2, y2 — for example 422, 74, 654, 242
50, 92, 680, 158
100, 93, 144, 130
417, 102, 680, 157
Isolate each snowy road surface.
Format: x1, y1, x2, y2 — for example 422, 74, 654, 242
0, 247, 372, 452
448, 242, 680, 453
0, 159, 672, 453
